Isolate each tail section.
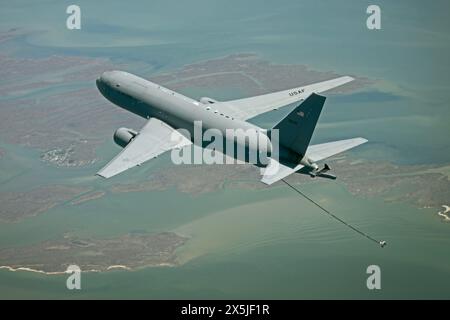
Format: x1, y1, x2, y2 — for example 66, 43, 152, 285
272, 93, 326, 156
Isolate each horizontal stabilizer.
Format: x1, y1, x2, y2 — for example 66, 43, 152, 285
261, 158, 304, 185
261, 137, 368, 185
305, 137, 368, 162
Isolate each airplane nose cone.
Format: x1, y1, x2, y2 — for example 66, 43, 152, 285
96, 71, 115, 92
98, 70, 126, 87
97, 71, 114, 91
99, 71, 113, 83
96, 77, 103, 91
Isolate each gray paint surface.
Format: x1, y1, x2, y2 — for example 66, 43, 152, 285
96, 71, 366, 183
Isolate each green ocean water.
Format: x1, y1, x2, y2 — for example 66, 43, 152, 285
1, 180, 449, 299
0, 0, 449, 298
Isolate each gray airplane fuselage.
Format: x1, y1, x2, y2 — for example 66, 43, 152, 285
96, 71, 273, 163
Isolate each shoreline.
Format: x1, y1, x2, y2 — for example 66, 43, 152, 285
437, 205, 450, 221
0, 265, 126, 275
0, 262, 177, 275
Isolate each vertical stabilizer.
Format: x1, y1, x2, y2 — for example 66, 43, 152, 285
272, 93, 326, 156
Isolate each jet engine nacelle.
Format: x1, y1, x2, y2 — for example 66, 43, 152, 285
113, 127, 138, 148
199, 97, 218, 105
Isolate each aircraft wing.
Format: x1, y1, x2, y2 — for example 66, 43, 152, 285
97, 118, 192, 178
214, 76, 354, 121
261, 137, 367, 185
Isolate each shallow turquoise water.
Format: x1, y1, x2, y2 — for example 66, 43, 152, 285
1, 182, 449, 299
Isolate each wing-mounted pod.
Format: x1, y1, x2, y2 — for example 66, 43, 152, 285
113, 127, 138, 148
